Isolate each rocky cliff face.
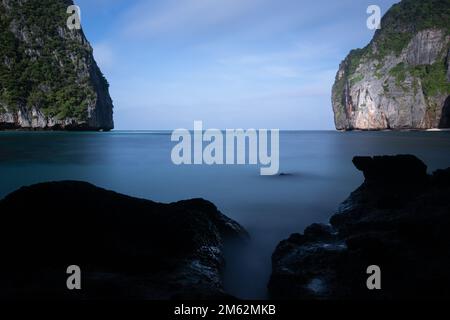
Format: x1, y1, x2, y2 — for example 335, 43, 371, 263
0, 0, 113, 130
332, 0, 450, 130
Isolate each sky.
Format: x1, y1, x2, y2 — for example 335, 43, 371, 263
74, 0, 399, 130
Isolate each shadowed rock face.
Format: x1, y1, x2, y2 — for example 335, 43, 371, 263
0, 181, 248, 299
269, 155, 450, 300
352, 155, 428, 183
439, 96, 450, 128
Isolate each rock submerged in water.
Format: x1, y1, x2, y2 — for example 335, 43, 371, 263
0, 181, 248, 299
269, 155, 450, 299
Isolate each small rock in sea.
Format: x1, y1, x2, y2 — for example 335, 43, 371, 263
278, 172, 293, 177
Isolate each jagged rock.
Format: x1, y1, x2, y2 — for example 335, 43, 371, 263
0, 0, 113, 131
0, 181, 248, 299
352, 155, 427, 183
269, 155, 450, 299
332, 0, 450, 130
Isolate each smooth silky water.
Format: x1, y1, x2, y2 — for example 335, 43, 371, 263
1, 131, 450, 299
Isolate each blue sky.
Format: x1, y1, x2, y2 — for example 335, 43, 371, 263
75, 0, 399, 130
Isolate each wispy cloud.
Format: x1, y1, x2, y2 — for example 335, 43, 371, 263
217, 41, 339, 66
261, 66, 301, 78
122, 0, 266, 38
215, 42, 338, 79
92, 42, 115, 70
76, 0, 401, 129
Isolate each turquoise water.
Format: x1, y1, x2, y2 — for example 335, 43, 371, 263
1, 131, 450, 299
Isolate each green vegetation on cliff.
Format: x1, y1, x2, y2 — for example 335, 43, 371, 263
336, 0, 450, 78
332, 0, 450, 130
389, 58, 450, 96
373, 0, 450, 59
0, 0, 109, 121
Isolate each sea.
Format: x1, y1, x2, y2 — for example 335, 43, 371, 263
1, 130, 450, 299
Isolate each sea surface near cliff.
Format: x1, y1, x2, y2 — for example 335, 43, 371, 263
1, 131, 450, 299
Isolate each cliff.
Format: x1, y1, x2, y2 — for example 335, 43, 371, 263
0, 0, 113, 131
332, 0, 450, 130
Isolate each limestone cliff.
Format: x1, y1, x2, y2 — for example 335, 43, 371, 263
0, 0, 113, 130
332, 0, 450, 130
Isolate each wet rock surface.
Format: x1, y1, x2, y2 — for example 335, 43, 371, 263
0, 181, 248, 299
269, 155, 450, 299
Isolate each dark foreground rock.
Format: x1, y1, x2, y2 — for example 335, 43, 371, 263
269, 155, 450, 299
0, 181, 248, 299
